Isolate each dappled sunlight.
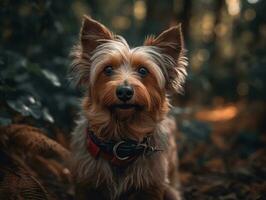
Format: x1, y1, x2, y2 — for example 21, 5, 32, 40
195, 105, 238, 122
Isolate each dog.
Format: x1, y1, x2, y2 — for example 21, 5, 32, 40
70, 16, 187, 200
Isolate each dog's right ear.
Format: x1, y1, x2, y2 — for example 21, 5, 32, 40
80, 15, 113, 54
70, 16, 113, 87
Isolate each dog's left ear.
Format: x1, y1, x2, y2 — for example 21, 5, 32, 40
144, 25, 187, 93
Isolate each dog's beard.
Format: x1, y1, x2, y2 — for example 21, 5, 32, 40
83, 98, 160, 141
108, 108, 157, 140
112, 107, 137, 119
109, 103, 142, 119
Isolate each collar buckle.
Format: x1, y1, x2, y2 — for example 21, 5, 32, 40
113, 141, 130, 160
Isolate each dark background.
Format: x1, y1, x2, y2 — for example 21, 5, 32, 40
0, 0, 265, 199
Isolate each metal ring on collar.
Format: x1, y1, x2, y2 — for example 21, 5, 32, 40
113, 141, 130, 160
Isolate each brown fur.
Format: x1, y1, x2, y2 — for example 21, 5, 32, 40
70, 16, 187, 200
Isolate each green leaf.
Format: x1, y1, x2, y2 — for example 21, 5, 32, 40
42, 108, 54, 123
41, 69, 61, 87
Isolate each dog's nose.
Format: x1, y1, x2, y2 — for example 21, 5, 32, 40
116, 85, 134, 102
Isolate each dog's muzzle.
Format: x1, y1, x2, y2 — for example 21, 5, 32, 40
116, 85, 134, 102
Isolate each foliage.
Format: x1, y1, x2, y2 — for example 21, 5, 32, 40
0, 0, 80, 133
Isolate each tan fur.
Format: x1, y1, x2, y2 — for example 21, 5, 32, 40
71, 117, 181, 200
70, 16, 186, 200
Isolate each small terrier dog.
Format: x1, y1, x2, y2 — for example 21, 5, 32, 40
70, 16, 187, 200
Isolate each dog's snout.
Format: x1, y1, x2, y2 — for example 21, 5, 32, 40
116, 85, 134, 102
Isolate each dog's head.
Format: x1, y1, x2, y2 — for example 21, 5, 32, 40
70, 16, 187, 140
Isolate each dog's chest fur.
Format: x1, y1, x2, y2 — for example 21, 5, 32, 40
71, 115, 175, 199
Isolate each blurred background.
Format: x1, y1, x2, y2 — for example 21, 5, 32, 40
0, 0, 265, 199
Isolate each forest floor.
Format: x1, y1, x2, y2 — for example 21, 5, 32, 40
0, 101, 265, 200
178, 101, 266, 200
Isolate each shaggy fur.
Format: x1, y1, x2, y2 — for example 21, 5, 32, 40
70, 16, 187, 200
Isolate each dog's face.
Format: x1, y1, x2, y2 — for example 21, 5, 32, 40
71, 16, 187, 139
89, 36, 171, 117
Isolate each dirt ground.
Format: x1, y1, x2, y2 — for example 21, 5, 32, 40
178, 101, 266, 199
0, 101, 265, 200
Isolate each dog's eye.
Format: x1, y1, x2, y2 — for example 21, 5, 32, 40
137, 67, 149, 77
103, 66, 113, 76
